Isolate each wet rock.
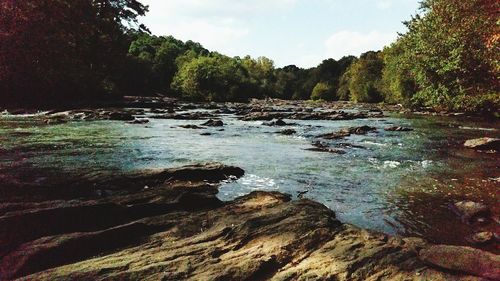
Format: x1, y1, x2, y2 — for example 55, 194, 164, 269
263, 118, 295, 126
347, 125, 377, 134
43, 118, 68, 125
297, 190, 309, 199
306, 147, 346, 154
385, 126, 413, 132
179, 104, 198, 110
127, 118, 149, 124
419, 245, 500, 280
317, 130, 351, 140
151, 111, 215, 120
279, 129, 296, 135
336, 143, 366, 149
452, 201, 490, 222
464, 137, 500, 151
201, 119, 224, 127
306, 142, 346, 154
179, 124, 204, 129
108, 112, 135, 121
317, 126, 377, 140
471, 231, 494, 244
241, 109, 381, 122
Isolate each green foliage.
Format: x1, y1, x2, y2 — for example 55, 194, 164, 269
311, 82, 334, 101
127, 34, 208, 96
337, 67, 353, 101
347, 51, 385, 103
385, 0, 500, 112
2, 0, 496, 113
0, 0, 148, 106
171, 54, 258, 102
380, 41, 416, 105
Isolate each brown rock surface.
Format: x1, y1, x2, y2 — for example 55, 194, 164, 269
464, 137, 500, 151
0, 164, 497, 281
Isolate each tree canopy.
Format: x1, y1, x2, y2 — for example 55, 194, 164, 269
0, 0, 148, 106
0, 0, 497, 112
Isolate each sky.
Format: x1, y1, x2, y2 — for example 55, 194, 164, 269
139, 0, 421, 68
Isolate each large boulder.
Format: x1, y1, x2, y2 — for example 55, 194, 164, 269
464, 137, 500, 151
419, 245, 500, 280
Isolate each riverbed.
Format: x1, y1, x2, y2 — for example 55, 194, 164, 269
0, 103, 498, 251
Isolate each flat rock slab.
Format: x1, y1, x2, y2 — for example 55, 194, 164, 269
464, 137, 500, 151
419, 245, 500, 280
3, 193, 492, 281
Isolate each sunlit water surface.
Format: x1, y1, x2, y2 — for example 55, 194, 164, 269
0, 110, 498, 249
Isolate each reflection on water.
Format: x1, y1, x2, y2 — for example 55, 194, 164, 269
0, 110, 499, 250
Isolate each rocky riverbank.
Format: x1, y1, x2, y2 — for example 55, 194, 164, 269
1, 163, 498, 280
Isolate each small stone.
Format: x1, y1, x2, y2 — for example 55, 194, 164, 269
179, 125, 204, 129
201, 119, 224, 127
385, 126, 413, 132
280, 129, 296, 135
471, 232, 494, 244
452, 201, 490, 221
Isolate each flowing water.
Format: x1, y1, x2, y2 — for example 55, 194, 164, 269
0, 108, 499, 250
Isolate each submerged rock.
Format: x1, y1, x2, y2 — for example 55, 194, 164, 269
306, 142, 346, 154
317, 126, 377, 140
279, 129, 296, 135
347, 125, 377, 134
127, 118, 149, 124
385, 126, 413, 132
108, 112, 135, 121
201, 119, 224, 127
179, 124, 204, 129
317, 130, 351, 140
464, 137, 500, 151
263, 118, 295, 126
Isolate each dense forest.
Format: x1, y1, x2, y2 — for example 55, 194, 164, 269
0, 0, 498, 112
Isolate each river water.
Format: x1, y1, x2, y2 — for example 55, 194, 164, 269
0, 108, 498, 250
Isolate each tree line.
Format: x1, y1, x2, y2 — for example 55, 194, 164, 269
0, 0, 498, 112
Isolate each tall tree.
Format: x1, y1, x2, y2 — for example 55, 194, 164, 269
394, 0, 499, 111
0, 0, 148, 106
348, 51, 385, 103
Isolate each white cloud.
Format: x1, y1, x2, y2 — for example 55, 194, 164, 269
324, 30, 397, 59
375, 0, 394, 10
139, 0, 297, 55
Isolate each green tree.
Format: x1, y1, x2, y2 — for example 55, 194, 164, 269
381, 41, 416, 105
397, 0, 499, 111
0, 0, 148, 106
241, 56, 276, 97
348, 51, 385, 103
311, 82, 334, 101
172, 54, 256, 102
127, 34, 209, 96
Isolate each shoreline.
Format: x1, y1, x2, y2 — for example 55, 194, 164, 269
1, 97, 498, 120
